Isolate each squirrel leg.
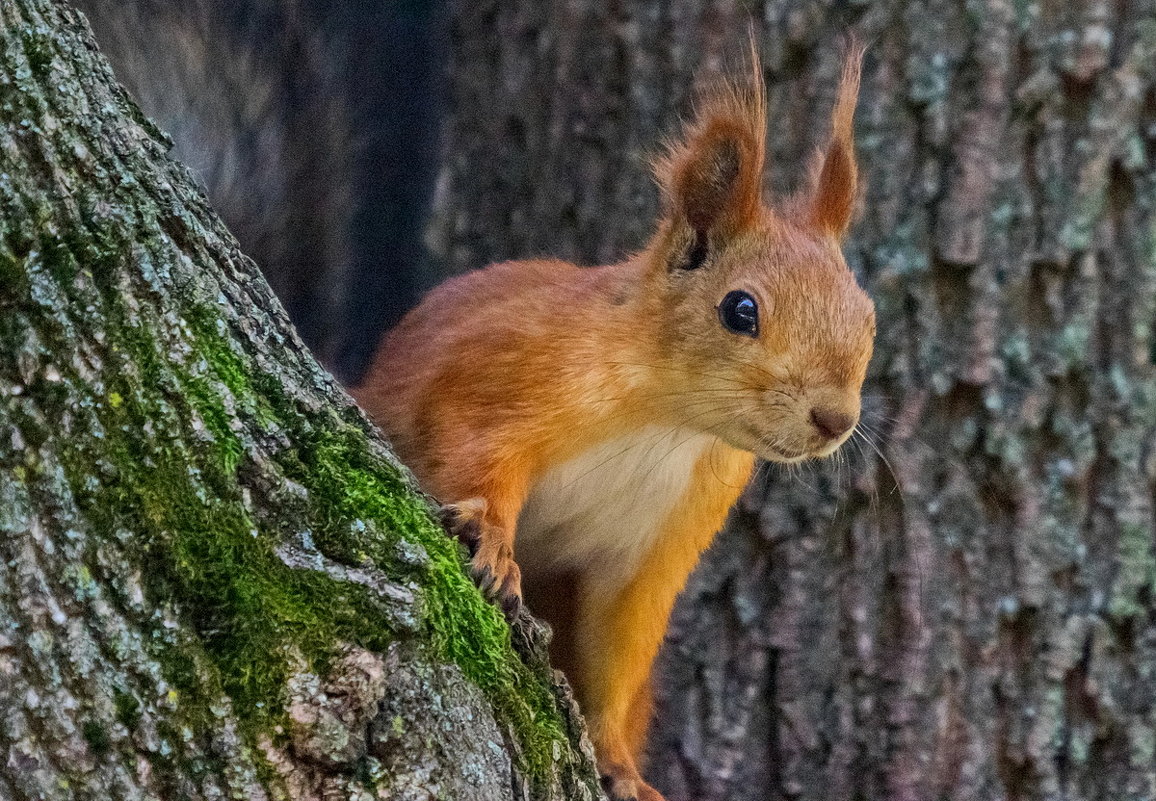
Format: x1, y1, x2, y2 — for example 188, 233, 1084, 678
621, 677, 655, 761
598, 680, 661, 801
575, 535, 702, 801
438, 497, 522, 618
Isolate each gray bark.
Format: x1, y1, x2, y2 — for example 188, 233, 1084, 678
0, 2, 602, 799
433, 2, 1156, 799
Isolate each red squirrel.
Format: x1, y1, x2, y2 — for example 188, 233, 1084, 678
355, 43, 873, 801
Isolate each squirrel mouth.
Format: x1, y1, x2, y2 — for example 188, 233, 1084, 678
766, 445, 806, 460
729, 423, 808, 461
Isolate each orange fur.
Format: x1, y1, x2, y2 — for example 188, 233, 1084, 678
807, 36, 866, 236
355, 43, 872, 800
576, 447, 755, 777
654, 47, 766, 236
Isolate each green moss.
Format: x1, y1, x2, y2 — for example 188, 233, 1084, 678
178, 300, 569, 780
272, 418, 567, 782
182, 370, 245, 476
12, 215, 570, 790
68, 360, 394, 731
183, 304, 278, 428
18, 25, 53, 80
82, 719, 112, 756
114, 690, 142, 731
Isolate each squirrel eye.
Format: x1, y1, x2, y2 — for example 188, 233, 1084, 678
718, 290, 759, 337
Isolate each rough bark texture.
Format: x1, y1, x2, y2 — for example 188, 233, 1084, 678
0, 2, 603, 799
432, 2, 1156, 800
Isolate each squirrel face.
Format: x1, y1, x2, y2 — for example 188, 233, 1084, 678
654, 218, 874, 463
647, 44, 872, 463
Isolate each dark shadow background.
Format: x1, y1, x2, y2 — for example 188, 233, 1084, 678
78, 0, 449, 384
326, 0, 448, 382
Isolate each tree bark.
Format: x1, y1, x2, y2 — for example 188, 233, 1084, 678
433, 2, 1156, 800
0, 2, 602, 799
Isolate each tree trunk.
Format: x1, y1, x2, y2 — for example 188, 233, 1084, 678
0, 3, 602, 799
432, 2, 1156, 800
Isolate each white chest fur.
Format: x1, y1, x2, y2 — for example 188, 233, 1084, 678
515, 426, 717, 587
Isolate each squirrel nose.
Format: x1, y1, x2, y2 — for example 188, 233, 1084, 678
810, 407, 855, 440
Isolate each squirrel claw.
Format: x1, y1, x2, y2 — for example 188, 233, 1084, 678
439, 499, 523, 620
438, 499, 484, 554
470, 562, 498, 597
471, 551, 522, 620
499, 588, 522, 619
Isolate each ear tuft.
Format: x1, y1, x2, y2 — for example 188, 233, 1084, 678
678, 131, 743, 232
807, 37, 865, 238
655, 44, 767, 239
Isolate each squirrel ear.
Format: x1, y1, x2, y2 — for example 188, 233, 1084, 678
656, 54, 767, 248
807, 40, 865, 238
670, 119, 763, 235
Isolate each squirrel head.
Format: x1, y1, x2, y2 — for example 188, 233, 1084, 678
645, 41, 874, 463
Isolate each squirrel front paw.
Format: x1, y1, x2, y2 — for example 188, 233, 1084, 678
438, 498, 523, 619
